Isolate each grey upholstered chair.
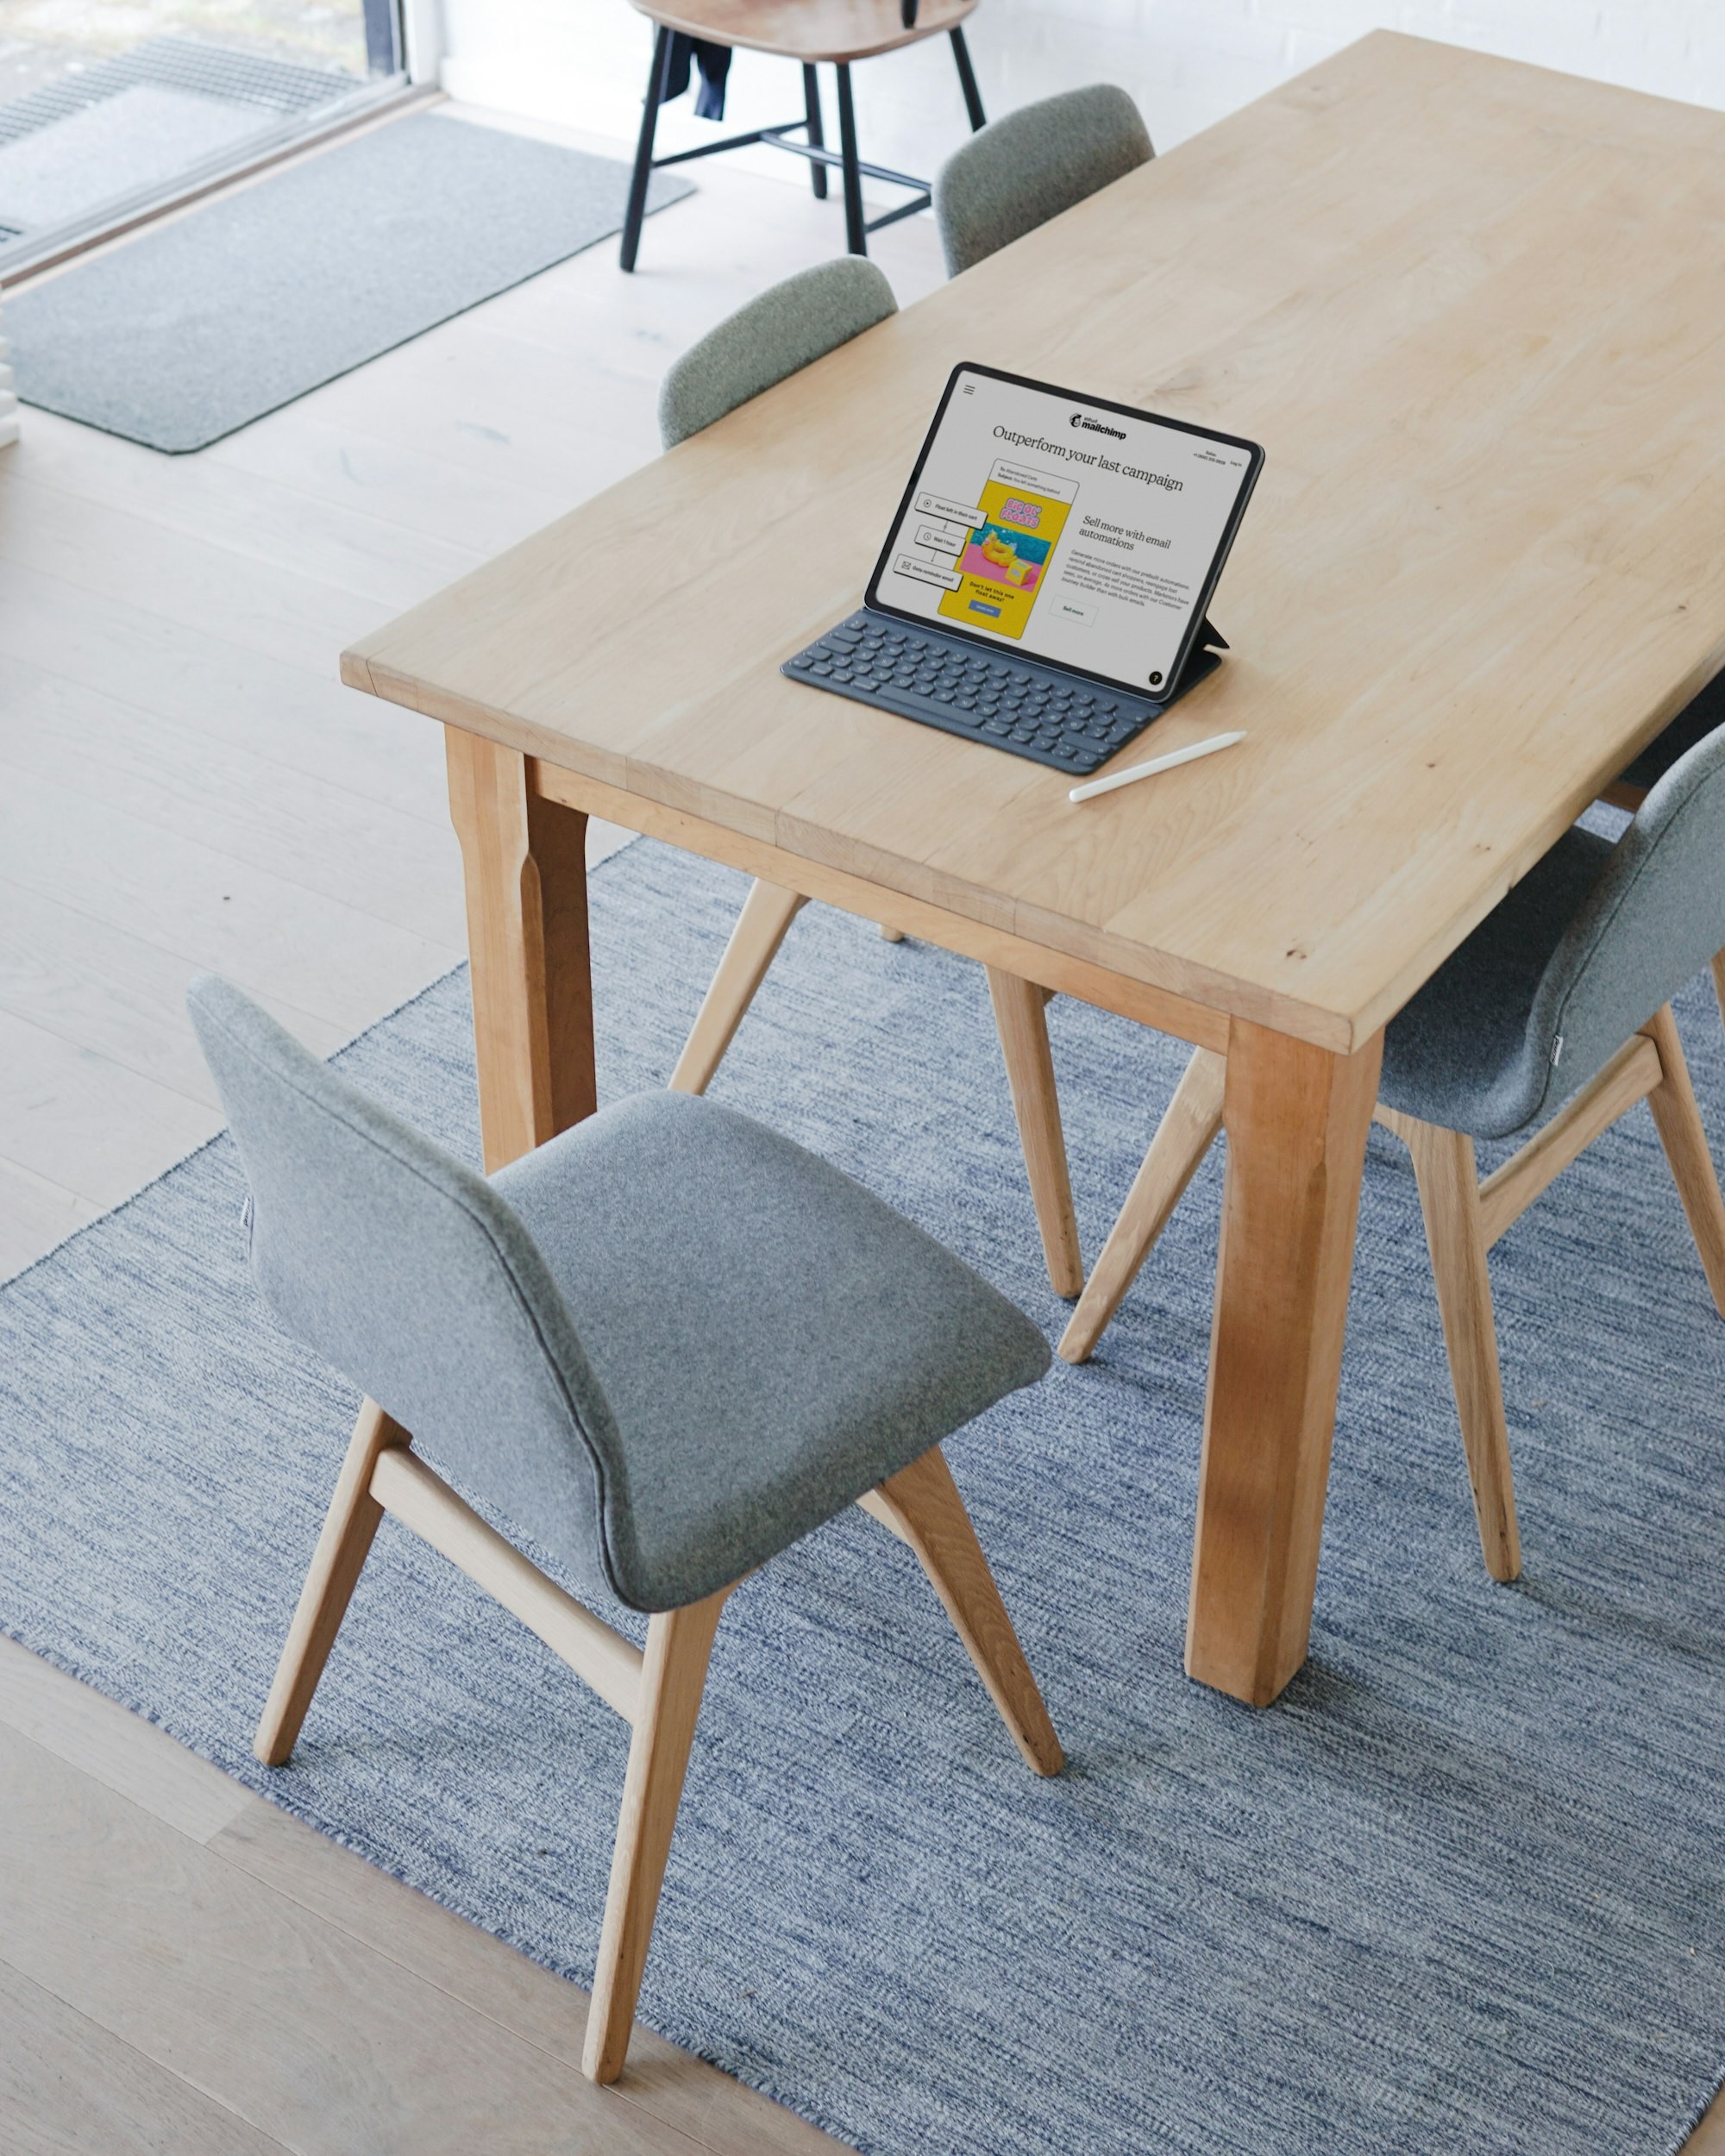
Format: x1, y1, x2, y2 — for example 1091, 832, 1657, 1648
1601, 666, 1725, 1033
1057, 728, 1725, 1582
659, 255, 897, 447
933, 85, 1153, 277
187, 975, 1062, 2085
658, 258, 1087, 1300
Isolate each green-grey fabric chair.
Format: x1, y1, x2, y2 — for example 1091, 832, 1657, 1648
1058, 728, 1725, 1583
933, 85, 1153, 277
658, 255, 897, 448
658, 259, 1088, 1302
187, 975, 1062, 2086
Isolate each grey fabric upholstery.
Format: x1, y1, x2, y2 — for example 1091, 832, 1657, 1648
933, 85, 1153, 277
1380, 726, 1725, 1138
1378, 830, 1613, 1138
657, 256, 897, 448
189, 978, 1048, 1612
493, 1094, 1049, 1604
1617, 666, 1725, 794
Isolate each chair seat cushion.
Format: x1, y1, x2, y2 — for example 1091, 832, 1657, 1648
1379, 826, 1615, 1140
1617, 669, 1725, 794
492, 1092, 1049, 1609
629, 0, 975, 65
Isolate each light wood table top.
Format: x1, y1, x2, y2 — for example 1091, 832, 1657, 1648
345, 29, 1725, 1058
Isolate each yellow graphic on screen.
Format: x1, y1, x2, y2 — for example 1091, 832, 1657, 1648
938, 477, 1072, 640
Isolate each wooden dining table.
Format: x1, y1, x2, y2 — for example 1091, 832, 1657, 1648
342, 30, 1725, 1708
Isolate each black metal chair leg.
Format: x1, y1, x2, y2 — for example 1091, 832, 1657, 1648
803, 65, 828, 198
621, 28, 673, 272
835, 63, 866, 254
950, 28, 986, 131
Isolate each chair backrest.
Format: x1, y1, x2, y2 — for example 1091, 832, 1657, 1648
933, 85, 1153, 277
187, 976, 629, 1604
1528, 719, 1725, 1106
657, 256, 897, 448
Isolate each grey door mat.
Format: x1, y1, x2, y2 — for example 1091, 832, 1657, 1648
6, 110, 692, 453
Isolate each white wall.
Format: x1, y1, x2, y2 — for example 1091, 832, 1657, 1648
438, 0, 1725, 202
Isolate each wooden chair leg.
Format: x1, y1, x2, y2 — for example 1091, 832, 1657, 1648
668, 881, 807, 1095
1642, 1004, 1725, 1317
862, 1448, 1063, 1777
1058, 1046, 1226, 1363
584, 1589, 730, 2084
1392, 1115, 1521, 1582
254, 1401, 411, 1766
985, 966, 1082, 1297
1712, 950, 1725, 1040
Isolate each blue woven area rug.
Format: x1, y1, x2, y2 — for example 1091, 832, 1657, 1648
3, 837, 1724, 2154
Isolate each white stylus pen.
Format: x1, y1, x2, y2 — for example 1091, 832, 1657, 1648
1068, 729, 1246, 803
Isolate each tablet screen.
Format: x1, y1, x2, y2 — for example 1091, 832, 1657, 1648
867, 364, 1262, 698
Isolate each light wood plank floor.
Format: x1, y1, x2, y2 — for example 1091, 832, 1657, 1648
0, 1638, 839, 2154
1, 97, 1718, 2156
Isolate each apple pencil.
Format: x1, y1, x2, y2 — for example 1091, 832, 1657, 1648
1068, 729, 1246, 803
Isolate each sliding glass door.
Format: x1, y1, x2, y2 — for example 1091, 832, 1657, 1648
0, 0, 408, 279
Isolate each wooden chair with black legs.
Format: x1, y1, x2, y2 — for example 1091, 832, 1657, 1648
188, 975, 1063, 2086
619, 0, 988, 269
1058, 725, 1725, 1583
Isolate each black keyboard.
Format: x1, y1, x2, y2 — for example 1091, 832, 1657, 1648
781, 611, 1164, 777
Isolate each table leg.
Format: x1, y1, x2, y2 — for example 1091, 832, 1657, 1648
445, 728, 596, 1172
1185, 1018, 1382, 1705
